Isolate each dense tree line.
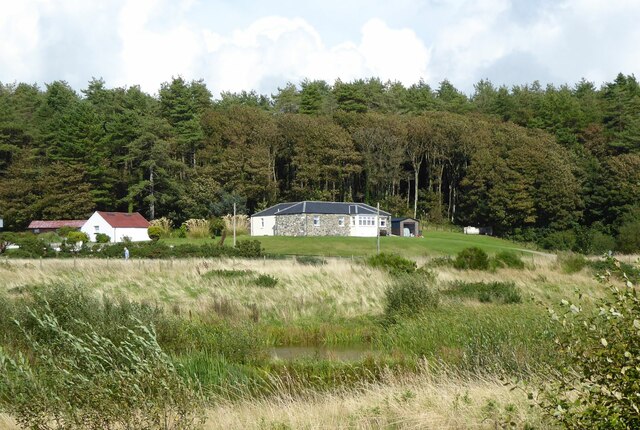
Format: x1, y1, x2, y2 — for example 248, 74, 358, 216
1, 74, 639, 251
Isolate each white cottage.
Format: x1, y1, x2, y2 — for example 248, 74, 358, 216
250, 201, 390, 237
81, 211, 151, 243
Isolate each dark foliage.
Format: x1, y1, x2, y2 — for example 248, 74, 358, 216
444, 281, 522, 304
453, 247, 490, 270
366, 253, 417, 275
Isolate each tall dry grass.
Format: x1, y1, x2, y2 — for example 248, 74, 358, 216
0, 258, 391, 320
204, 364, 549, 429
0, 414, 18, 430
183, 218, 210, 239
0, 255, 603, 321
223, 214, 249, 235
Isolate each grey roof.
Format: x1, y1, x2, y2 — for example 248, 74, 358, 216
252, 201, 391, 217
392, 217, 419, 223
252, 202, 298, 217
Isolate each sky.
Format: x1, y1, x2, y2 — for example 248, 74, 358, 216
1, 0, 639, 97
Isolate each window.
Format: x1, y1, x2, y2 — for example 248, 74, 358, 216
351, 217, 356, 226
338, 217, 344, 226
313, 216, 320, 226
380, 219, 386, 227
358, 216, 377, 226
261, 218, 264, 227
94, 225, 99, 232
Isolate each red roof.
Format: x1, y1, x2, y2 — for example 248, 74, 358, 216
28, 220, 86, 229
97, 211, 150, 228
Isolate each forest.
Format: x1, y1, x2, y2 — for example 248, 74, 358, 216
0, 74, 639, 252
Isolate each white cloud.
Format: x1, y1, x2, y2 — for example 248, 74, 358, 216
0, 1, 40, 82
201, 16, 430, 94
1, 0, 639, 95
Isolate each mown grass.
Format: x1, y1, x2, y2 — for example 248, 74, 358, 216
161, 231, 537, 258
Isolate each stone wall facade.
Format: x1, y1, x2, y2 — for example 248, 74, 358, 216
275, 214, 351, 236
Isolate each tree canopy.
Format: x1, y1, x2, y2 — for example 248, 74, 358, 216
1, 74, 639, 251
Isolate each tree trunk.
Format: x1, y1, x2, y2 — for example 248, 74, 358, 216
452, 186, 456, 223
437, 164, 445, 218
149, 165, 155, 220
413, 160, 422, 219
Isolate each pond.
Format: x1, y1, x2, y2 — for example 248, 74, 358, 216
269, 345, 378, 362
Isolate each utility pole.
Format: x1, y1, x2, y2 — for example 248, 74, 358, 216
233, 202, 237, 247
376, 202, 380, 254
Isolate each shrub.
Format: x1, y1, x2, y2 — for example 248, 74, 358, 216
557, 252, 587, 274
425, 256, 454, 268
536, 259, 640, 428
3, 233, 47, 258
367, 253, 417, 275
202, 269, 255, 279
384, 275, 439, 321
590, 231, 616, 255
588, 256, 640, 284
540, 230, 577, 251
177, 225, 187, 238
148, 225, 163, 241
254, 274, 278, 288
444, 281, 522, 304
235, 240, 263, 258
295, 255, 327, 266
616, 220, 640, 254
208, 217, 226, 237
453, 247, 489, 270
66, 231, 89, 243
491, 251, 525, 270
95, 233, 111, 243
56, 226, 78, 237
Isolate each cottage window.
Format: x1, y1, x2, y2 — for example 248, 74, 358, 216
261, 218, 264, 227
94, 225, 99, 232
338, 217, 344, 226
313, 216, 320, 226
351, 217, 356, 226
380, 219, 386, 227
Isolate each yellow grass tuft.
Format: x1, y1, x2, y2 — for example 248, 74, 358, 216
204, 365, 548, 429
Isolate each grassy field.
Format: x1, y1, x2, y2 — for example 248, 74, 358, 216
161, 231, 538, 258
0, 252, 610, 428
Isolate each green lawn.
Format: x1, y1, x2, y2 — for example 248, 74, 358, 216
162, 231, 539, 258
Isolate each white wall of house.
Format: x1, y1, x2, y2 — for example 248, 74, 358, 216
112, 227, 150, 242
81, 213, 150, 242
82, 212, 113, 242
349, 215, 389, 237
250, 215, 276, 236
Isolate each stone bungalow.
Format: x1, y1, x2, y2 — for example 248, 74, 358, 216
250, 201, 391, 237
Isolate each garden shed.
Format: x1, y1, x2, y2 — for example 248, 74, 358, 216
391, 217, 420, 237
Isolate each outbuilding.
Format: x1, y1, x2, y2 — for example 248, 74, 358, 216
81, 211, 150, 243
391, 217, 420, 237
27, 220, 86, 234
